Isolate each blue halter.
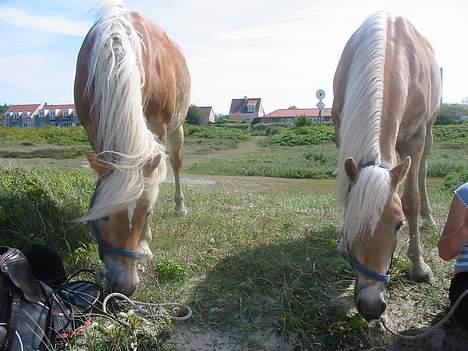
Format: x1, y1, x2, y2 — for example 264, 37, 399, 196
348, 255, 391, 283
344, 160, 393, 283
88, 181, 142, 260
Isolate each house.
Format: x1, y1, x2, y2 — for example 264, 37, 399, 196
2, 103, 80, 128
196, 106, 216, 125
262, 107, 333, 124
38, 104, 80, 127
3, 104, 42, 128
228, 97, 265, 121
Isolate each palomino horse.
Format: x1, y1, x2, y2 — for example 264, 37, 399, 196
74, 0, 190, 295
332, 12, 441, 320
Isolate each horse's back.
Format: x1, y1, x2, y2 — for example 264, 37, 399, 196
74, 10, 190, 146
130, 12, 190, 135
332, 13, 441, 131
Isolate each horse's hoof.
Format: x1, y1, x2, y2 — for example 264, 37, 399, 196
408, 262, 434, 284
175, 207, 188, 216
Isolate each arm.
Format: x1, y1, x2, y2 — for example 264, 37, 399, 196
438, 194, 468, 261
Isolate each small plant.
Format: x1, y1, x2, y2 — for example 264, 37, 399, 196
67, 309, 171, 351
156, 259, 186, 281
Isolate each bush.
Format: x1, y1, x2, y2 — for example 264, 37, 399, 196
0, 169, 94, 254
270, 125, 336, 146
186, 104, 202, 125
184, 125, 250, 140
0, 126, 89, 145
441, 169, 468, 192
433, 124, 468, 144
293, 116, 312, 128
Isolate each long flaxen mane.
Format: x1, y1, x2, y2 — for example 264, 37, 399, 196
80, 0, 166, 222
337, 12, 393, 248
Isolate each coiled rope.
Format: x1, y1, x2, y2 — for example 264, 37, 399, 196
379, 289, 468, 340
102, 292, 192, 326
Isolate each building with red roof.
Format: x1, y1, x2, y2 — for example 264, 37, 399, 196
3, 103, 80, 128
262, 107, 332, 124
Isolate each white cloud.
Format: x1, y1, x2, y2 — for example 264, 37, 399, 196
0, 6, 89, 37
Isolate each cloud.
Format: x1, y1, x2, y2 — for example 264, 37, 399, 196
0, 6, 89, 37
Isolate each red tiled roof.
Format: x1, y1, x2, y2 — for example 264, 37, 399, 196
6, 104, 41, 113
266, 108, 332, 118
42, 104, 75, 110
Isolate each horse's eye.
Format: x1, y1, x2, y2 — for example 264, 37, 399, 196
395, 220, 405, 232
102, 216, 110, 222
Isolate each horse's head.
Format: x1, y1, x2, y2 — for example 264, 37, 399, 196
85, 152, 163, 296
339, 156, 411, 321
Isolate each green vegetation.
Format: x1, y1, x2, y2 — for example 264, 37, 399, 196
184, 124, 250, 140
186, 104, 202, 125
0, 146, 89, 159
0, 169, 95, 267
0, 126, 89, 145
269, 125, 336, 146
435, 103, 468, 125
293, 115, 312, 128
433, 123, 468, 144
188, 144, 336, 179
0, 166, 454, 349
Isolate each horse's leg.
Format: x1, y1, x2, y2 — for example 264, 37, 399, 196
419, 125, 437, 230
399, 137, 434, 283
168, 124, 187, 216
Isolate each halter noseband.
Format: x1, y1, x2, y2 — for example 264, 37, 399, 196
88, 181, 142, 260
344, 160, 393, 283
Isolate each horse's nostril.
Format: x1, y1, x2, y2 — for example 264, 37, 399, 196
380, 300, 387, 315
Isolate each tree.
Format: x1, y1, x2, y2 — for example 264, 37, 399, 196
293, 115, 311, 128
186, 104, 202, 125
435, 103, 468, 125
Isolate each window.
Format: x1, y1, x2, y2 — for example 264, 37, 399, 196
247, 104, 255, 113
39, 110, 44, 118
50, 110, 56, 120
63, 109, 69, 117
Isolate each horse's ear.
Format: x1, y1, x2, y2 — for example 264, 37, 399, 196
390, 156, 411, 187
85, 152, 112, 179
144, 154, 162, 175
344, 158, 359, 183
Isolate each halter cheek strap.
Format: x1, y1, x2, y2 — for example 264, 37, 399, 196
348, 255, 391, 283
89, 220, 142, 260
88, 180, 142, 260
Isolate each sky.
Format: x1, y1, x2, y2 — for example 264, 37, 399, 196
0, 0, 467, 114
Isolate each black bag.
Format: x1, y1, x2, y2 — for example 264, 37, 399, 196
0, 246, 102, 351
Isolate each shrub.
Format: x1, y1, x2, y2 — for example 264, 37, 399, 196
0, 168, 94, 253
184, 125, 250, 140
293, 116, 312, 128
441, 169, 468, 192
270, 125, 335, 146
0, 126, 89, 145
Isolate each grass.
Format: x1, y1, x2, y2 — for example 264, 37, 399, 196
0, 126, 89, 145
0, 167, 458, 350
187, 144, 337, 179
0, 124, 465, 349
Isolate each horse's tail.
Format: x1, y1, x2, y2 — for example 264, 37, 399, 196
81, 0, 166, 221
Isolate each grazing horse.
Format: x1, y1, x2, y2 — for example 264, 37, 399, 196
332, 12, 441, 320
74, 0, 190, 295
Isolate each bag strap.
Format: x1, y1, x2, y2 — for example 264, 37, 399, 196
4, 288, 20, 351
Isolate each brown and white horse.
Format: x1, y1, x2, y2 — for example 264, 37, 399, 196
332, 13, 441, 320
74, 0, 190, 295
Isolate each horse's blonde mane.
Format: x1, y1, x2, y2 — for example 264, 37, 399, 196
337, 12, 392, 247
80, 0, 166, 222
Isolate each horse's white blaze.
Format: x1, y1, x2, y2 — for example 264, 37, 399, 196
127, 201, 137, 231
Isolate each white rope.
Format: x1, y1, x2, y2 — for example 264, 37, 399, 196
380, 289, 468, 340
102, 292, 192, 324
